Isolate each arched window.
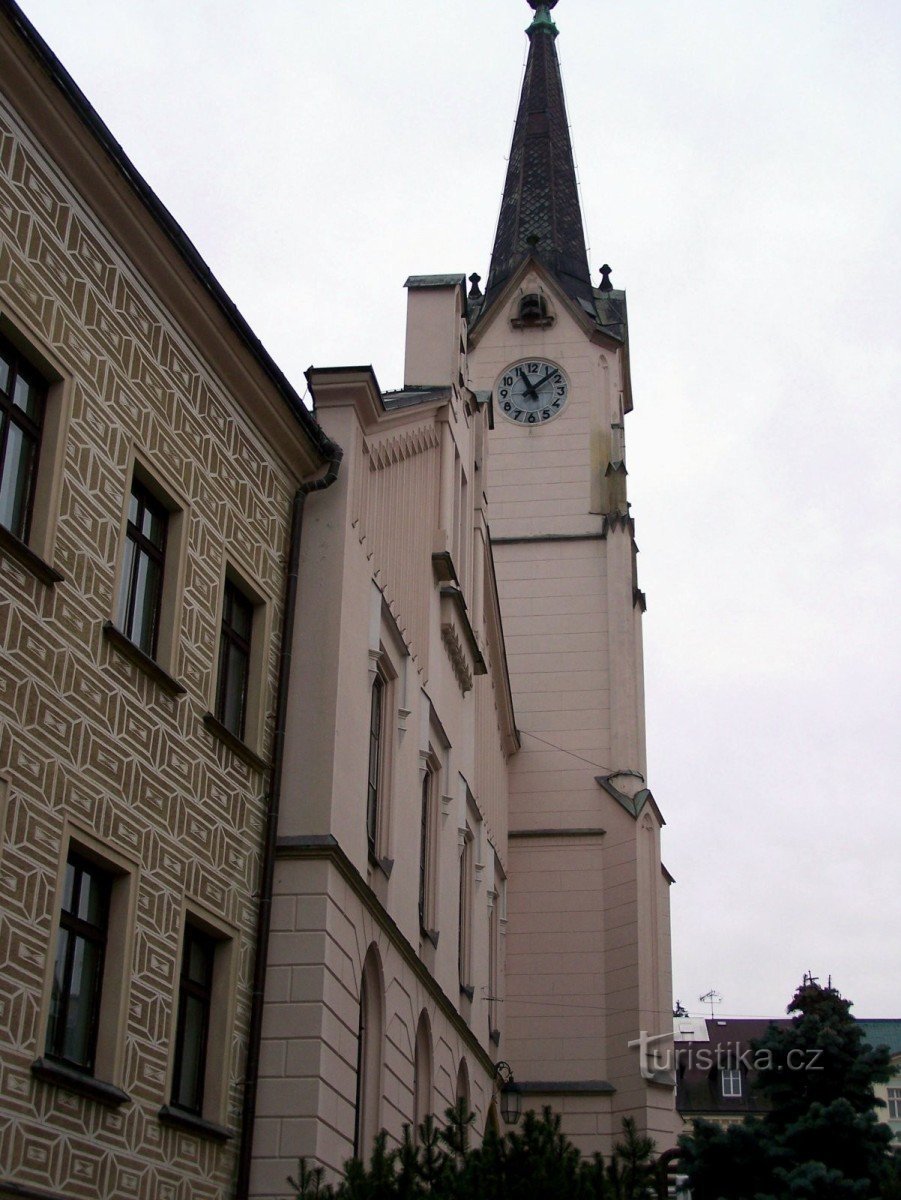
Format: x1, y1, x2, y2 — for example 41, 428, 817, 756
413, 1010, 432, 1137
455, 1056, 470, 1114
354, 946, 384, 1160
519, 292, 547, 322
512, 291, 553, 328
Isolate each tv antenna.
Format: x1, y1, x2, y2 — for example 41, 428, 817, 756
699, 989, 722, 1018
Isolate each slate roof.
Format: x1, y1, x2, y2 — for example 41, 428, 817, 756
483, 4, 594, 318
382, 386, 452, 411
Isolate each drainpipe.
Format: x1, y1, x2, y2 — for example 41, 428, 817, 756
235, 447, 343, 1200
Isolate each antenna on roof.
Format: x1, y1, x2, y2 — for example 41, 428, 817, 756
699, 989, 723, 1018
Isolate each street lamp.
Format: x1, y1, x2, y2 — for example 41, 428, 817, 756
493, 1060, 521, 1125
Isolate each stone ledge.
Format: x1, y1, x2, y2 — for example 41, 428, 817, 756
0, 525, 64, 585
102, 622, 186, 696
31, 1057, 130, 1107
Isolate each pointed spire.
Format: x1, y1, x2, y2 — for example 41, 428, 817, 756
484, 0, 594, 317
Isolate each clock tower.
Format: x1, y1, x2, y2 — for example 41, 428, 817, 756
469, 0, 677, 1150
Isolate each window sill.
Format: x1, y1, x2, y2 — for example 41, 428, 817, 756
459, 984, 474, 1003
420, 926, 439, 949
158, 1104, 233, 1143
0, 524, 64, 586
31, 1056, 130, 1107
102, 622, 186, 695
202, 712, 268, 773
368, 850, 394, 880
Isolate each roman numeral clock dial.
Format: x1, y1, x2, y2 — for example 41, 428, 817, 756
495, 359, 569, 425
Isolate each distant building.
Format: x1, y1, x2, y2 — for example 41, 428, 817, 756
674, 1016, 901, 1143
674, 1017, 791, 1126
858, 1020, 901, 1147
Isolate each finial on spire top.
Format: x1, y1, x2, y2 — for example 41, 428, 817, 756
599, 264, 613, 292
468, 273, 483, 299
527, 0, 559, 36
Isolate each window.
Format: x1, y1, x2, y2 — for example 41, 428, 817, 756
488, 881, 501, 1040
160, 910, 236, 1134
367, 674, 385, 858
455, 1057, 470, 1112
0, 329, 46, 541
458, 828, 473, 994
117, 478, 167, 657
171, 925, 216, 1115
511, 291, 553, 329
720, 1068, 742, 1097
413, 1010, 432, 1138
216, 580, 253, 739
45, 853, 111, 1072
889, 1088, 901, 1120
419, 768, 434, 934
518, 293, 548, 323
354, 947, 384, 1161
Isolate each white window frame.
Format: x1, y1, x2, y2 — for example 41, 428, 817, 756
720, 1067, 742, 1097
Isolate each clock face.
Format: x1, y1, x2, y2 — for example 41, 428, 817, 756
495, 359, 569, 425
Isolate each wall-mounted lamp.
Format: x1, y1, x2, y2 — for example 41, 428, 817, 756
493, 1060, 522, 1125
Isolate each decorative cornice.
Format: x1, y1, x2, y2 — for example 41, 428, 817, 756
365, 423, 440, 470
275, 834, 495, 1077
491, 531, 605, 545
513, 1079, 616, 1096
510, 827, 606, 839
441, 621, 473, 694
439, 585, 487, 695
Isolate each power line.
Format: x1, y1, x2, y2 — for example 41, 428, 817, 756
518, 728, 617, 775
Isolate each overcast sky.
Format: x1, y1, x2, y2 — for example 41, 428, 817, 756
15, 0, 900, 1018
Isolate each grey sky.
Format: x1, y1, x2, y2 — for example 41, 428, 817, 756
14, 0, 900, 1017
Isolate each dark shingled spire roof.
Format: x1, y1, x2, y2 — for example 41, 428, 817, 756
484, 1, 594, 317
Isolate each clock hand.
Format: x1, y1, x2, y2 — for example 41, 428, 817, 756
517, 367, 539, 401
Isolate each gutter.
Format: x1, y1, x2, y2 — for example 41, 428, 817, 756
235, 449, 343, 1200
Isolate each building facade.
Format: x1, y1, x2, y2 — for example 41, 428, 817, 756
250, 280, 518, 1195
0, 1, 678, 1197
0, 2, 335, 1197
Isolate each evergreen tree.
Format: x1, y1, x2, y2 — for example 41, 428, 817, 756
286, 1104, 657, 1200
678, 976, 897, 1200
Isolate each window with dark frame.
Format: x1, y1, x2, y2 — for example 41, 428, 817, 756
458, 832, 473, 990
367, 674, 384, 857
418, 769, 432, 931
171, 924, 216, 1116
353, 971, 368, 1158
488, 888, 500, 1037
45, 853, 111, 1073
0, 330, 47, 542
888, 1087, 901, 1121
117, 478, 167, 657
216, 579, 253, 739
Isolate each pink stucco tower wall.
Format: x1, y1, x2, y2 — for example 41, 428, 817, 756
467, 0, 677, 1151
